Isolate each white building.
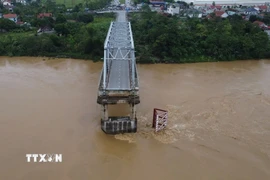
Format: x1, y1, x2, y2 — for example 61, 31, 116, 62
3, 1, 11, 6
16, 0, 26, 5
180, 0, 268, 5
167, 5, 180, 15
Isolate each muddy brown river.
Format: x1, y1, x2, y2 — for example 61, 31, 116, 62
0, 57, 270, 180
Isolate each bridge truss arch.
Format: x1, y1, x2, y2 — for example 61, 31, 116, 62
101, 21, 139, 92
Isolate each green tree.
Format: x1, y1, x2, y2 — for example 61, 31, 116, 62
0, 19, 17, 31
54, 23, 70, 36
77, 13, 94, 23
73, 5, 81, 12
56, 14, 67, 24
262, 13, 270, 24
141, 4, 151, 12
249, 15, 261, 22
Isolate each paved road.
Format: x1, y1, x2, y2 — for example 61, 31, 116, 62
116, 10, 127, 22
106, 10, 131, 90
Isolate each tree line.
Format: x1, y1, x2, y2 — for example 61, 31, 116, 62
129, 9, 270, 63
0, 0, 115, 60
0, 12, 115, 60
1, 1, 270, 63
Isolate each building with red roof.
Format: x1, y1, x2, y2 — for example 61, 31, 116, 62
258, 5, 268, 12
3, 13, 17, 23
253, 21, 268, 29
215, 11, 228, 18
37, 13, 53, 18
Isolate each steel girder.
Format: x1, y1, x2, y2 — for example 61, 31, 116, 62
102, 21, 136, 91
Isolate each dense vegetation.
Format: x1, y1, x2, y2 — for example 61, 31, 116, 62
129, 8, 270, 63
0, 14, 114, 60
0, 0, 115, 60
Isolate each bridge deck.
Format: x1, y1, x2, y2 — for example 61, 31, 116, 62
105, 11, 132, 90
107, 60, 130, 90
98, 10, 139, 93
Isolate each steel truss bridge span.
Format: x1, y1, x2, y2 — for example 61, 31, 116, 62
97, 12, 140, 134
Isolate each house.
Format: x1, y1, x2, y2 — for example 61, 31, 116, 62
210, 5, 222, 11
215, 11, 228, 18
16, 21, 24, 25
184, 9, 202, 18
244, 7, 259, 15
257, 5, 267, 12
253, 21, 268, 30
3, 3, 14, 12
227, 10, 236, 16
203, 8, 214, 15
16, 0, 26, 5
37, 13, 53, 19
3, 0, 11, 6
226, 8, 239, 16
149, 0, 165, 7
167, 4, 179, 15
3, 13, 17, 23
37, 26, 55, 35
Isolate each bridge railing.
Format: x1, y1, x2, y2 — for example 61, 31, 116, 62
103, 21, 114, 90
134, 63, 139, 90
98, 67, 104, 90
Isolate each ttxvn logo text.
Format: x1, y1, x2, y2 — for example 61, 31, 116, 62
26, 154, 62, 162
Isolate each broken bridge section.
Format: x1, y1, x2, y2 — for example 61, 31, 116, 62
97, 13, 140, 134
152, 108, 168, 132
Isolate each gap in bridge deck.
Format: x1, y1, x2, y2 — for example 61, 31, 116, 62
107, 104, 130, 117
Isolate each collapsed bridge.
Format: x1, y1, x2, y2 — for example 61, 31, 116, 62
97, 11, 140, 134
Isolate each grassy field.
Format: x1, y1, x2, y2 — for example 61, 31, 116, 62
54, 0, 109, 7
54, 0, 115, 8
55, 0, 84, 7
119, 0, 125, 4
0, 31, 36, 38
87, 15, 115, 30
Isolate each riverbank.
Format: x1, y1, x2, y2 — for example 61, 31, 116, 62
0, 13, 115, 61
1, 12, 270, 64
1, 55, 269, 67
2, 54, 270, 64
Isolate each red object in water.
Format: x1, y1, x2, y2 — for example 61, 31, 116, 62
153, 108, 168, 132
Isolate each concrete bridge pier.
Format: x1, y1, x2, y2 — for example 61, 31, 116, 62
100, 103, 137, 121
130, 103, 136, 120
100, 102, 138, 134
101, 104, 108, 121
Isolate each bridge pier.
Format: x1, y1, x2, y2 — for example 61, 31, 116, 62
100, 104, 136, 122
98, 93, 139, 134
102, 104, 108, 121
130, 104, 136, 120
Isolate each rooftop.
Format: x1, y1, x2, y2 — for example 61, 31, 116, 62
3, 13, 17, 18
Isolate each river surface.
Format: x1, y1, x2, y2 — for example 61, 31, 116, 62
0, 57, 270, 180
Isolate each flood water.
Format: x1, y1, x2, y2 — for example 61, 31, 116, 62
0, 56, 270, 180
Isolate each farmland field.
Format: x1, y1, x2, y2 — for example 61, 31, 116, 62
55, 0, 85, 6
54, 0, 113, 8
